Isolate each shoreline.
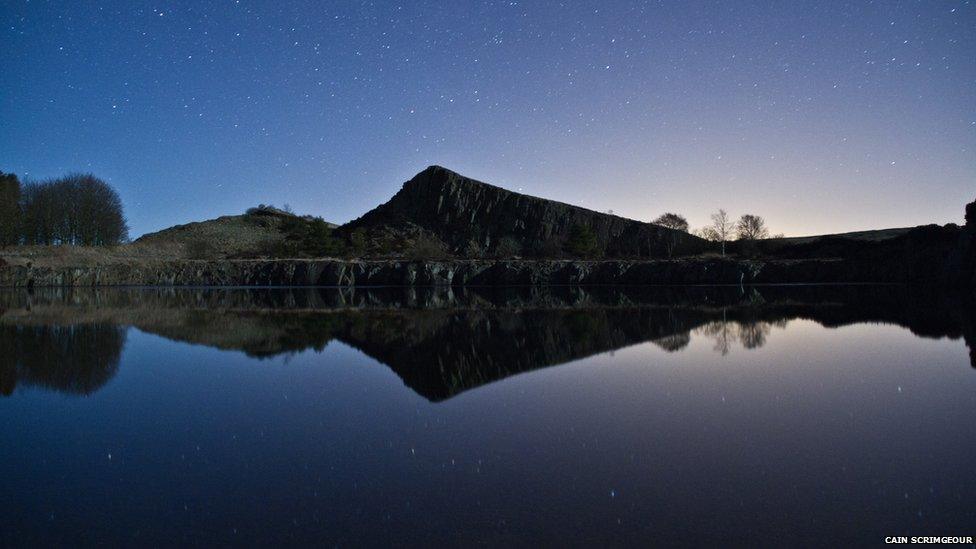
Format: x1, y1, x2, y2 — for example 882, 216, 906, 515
0, 256, 967, 288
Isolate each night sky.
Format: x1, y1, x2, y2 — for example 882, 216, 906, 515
3, 1, 974, 238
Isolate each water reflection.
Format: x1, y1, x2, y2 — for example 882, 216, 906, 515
694, 319, 788, 355
1, 285, 974, 400
0, 323, 125, 396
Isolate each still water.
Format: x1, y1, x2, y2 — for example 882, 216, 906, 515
1, 286, 974, 546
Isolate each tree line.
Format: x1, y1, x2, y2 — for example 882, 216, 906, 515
0, 171, 128, 247
653, 210, 779, 256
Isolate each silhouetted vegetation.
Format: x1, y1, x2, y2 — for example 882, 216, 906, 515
529, 238, 563, 258
246, 203, 293, 217
566, 223, 598, 257
653, 213, 689, 233
240, 205, 347, 258
697, 209, 734, 256
0, 172, 21, 247
347, 228, 368, 254
407, 234, 449, 260
652, 332, 691, 352
653, 212, 690, 257
492, 237, 522, 258
0, 323, 126, 397
735, 214, 770, 257
736, 214, 769, 241
275, 215, 346, 257
18, 174, 128, 246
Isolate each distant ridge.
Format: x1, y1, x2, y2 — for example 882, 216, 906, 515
340, 165, 705, 258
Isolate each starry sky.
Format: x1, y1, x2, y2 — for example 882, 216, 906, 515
2, 1, 974, 238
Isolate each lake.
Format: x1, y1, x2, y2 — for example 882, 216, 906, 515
1, 286, 974, 546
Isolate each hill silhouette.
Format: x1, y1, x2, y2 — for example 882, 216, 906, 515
338, 165, 707, 258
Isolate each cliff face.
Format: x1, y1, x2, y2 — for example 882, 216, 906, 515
0, 256, 933, 288
340, 166, 707, 258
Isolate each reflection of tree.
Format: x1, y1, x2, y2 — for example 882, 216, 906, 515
0, 330, 15, 396
738, 322, 772, 349
0, 324, 126, 396
652, 332, 691, 352
2, 283, 972, 401
693, 317, 786, 355
565, 311, 601, 348
696, 321, 736, 356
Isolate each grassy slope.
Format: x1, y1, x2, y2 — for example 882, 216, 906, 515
767, 227, 913, 245
0, 224, 918, 267
135, 213, 291, 257
0, 212, 306, 266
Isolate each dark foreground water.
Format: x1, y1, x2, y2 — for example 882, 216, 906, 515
1, 286, 974, 547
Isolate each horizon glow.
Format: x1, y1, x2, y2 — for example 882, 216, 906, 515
2, 1, 974, 238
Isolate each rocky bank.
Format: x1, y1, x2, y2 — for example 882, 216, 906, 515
0, 165, 972, 289
0, 255, 950, 288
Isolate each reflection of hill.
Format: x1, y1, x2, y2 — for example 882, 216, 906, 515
333, 307, 713, 400
1, 286, 973, 400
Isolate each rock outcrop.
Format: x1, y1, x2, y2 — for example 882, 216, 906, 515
0, 256, 925, 288
339, 165, 706, 258
1, 169, 971, 288
740, 198, 976, 289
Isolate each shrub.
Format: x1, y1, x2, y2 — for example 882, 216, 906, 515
347, 228, 368, 254
529, 238, 563, 258
462, 240, 484, 258
407, 234, 448, 259
493, 237, 522, 258
275, 216, 345, 257
566, 224, 598, 257
185, 239, 215, 259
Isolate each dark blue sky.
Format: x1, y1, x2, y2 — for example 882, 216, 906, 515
3, 1, 974, 237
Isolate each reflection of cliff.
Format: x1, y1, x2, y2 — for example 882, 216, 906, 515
0, 322, 125, 396
1, 286, 973, 401
333, 307, 707, 400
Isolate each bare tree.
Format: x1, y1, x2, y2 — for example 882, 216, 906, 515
695, 319, 737, 356
20, 174, 128, 246
736, 214, 769, 241
738, 321, 773, 349
698, 209, 734, 256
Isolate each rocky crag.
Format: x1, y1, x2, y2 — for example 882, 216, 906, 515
0, 164, 972, 288
0, 256, 927, 288
339, 165, 706, 258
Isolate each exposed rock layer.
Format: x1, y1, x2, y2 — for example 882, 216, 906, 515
0, 256, 930, 288
340, 165, 706, 257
